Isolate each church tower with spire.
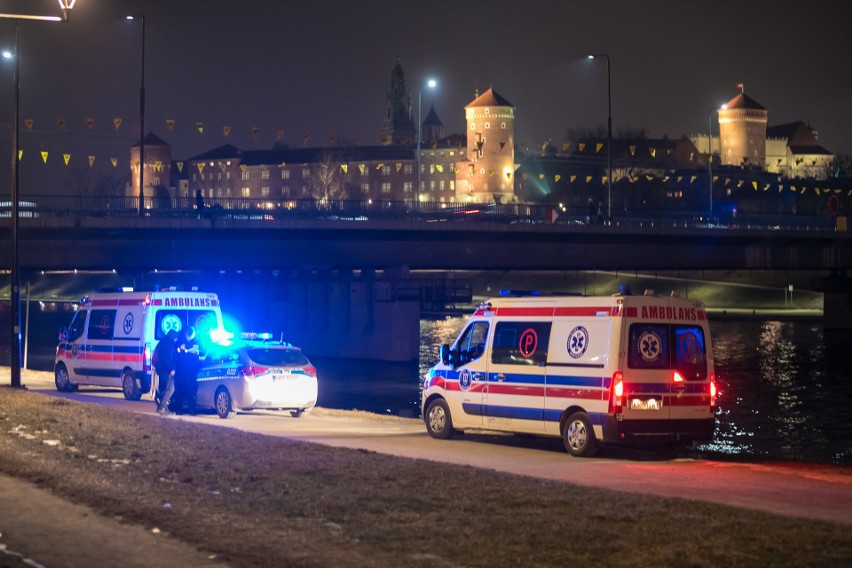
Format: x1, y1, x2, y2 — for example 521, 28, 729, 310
455, 88, 517, 203
379, 61, 416, 146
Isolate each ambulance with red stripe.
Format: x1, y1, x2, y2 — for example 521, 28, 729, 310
421, 292, 717, 456
54, 289, 224, 400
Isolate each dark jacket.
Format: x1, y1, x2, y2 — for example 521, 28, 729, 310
153, 337, 178, 375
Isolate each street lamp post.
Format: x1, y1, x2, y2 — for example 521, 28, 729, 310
1, 1, 77, 388
588, 54, 612, 221
707, 103, 727, 217
127, 14, 145, 217
416, 78, 437, 200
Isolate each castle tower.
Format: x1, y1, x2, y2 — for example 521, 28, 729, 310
129, 132, 172, 201
379, 61, 416, 146
421, 105, 443, 145
718, 92, 768, 168
455, 88, 516, 203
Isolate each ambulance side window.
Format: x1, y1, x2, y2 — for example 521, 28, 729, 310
87, 310, 116, 341
454, 321, 489, 364
66, 310, 87, 342
491, 321, 551, 366
628, 324, 669, 369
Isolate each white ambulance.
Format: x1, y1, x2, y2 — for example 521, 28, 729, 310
54, 289, 225, 400
421, 292, 717, 456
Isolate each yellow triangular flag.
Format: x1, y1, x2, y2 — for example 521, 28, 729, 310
737, 180, 743, 188
177, 162, 184, 173
17, 150, 22, 161
570, 175, 576, 183
690, 176, 697, 183
196, 122, 204, 134
224, 126, 232, 138
376, 163, 384, 170
562, 143, 569, 152
113, 118, 122, 130
650, 148, 656, 158
539, 174, 545, 180
435, 164, 444, 172
595, 143, 603, 153
197, 163, 205, 174
764, 183, 770, 191
240, 164, 246, 172
396, 163, 402, 172
111, 158, 118, 168
713, 176, 718, 182
677, 176, 683, 182
585, 175, 592, 183
555, 174, 561, 182
629, 145, 636, 156
88, 156, 95, 168
602, 176, 607, 184
340, 164, 348, 173
578, 143, 586, 152
358, 164, 365, 175
25, 119, 34, 130
63, 154, 71, 165
41, 151, 48, 163
166, 119, 175, 131
154, 161, 163, 172
86, 118, 94, 130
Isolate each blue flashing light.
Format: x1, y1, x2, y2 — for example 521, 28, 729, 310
499, 289, 541, 297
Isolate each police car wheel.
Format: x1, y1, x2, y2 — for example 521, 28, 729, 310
54, 364, 73, 393
215, 388, 237, 420
121, 369, 142, 401
425, 399, 454, 440
562, 412, 597, 457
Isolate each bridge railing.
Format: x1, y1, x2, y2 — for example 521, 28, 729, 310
2, 195, 840, 231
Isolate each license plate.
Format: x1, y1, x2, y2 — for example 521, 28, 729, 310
630, 397, 662, 410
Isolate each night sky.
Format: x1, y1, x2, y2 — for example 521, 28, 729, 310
1, 0, 850, 194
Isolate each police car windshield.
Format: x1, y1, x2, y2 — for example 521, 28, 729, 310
246, 347, 309, 367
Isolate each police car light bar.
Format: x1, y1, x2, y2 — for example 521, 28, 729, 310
240, 332, 273, 341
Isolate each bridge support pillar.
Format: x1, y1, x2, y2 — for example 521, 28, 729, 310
813, 273, 852, 331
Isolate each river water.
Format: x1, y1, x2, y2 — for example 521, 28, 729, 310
4, 309, 851, 465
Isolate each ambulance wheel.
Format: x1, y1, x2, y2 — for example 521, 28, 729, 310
215, 387, 237, 420
290, 408, 312, 418
562, 411, 597, 457
425, 398, 454, 439
54, 363, 73, 393
121, 369, 142, 401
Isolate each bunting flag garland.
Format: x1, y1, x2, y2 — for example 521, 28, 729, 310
166, 119, 175, 131
522, 173, 527, 179
41, 151, 48, 163
219, 163, 227, 172
340, 164, 348, 173
499, 141, 506, 150
239, 164, 246, 172
111, 158, 118, 168
585, 175, 592, 183
737, 181, 744, 188
86, 118, 94, 130
539, 174, 545, 180
690, 176, 697, 183
595, 143, 603, 153
629, 145, 636, 156
646, 175, 655, 182
505, 172, 511, 180
176, 162, 184, 173
555, 174, 561, 183
25, 119, 34, 130
358, 164, 365, 175
562, 143, 569, 152
677, 176, 683, 183
725, 178, 730, 185
489, 170, 495, 177
602, 176, 607, 184
18, 150, 22, 161
779, 185, 784, 192
650, 148, 656, 158
453, 167, 459, 174
764, 183, 770, 191
63, 154, 70, 165
376, 163, 384, 170
196, 163, 205, 174
578, 143, 586, 152
154, 161, 163, 172
570, 175, 576, 183
223, 126, 232, 138
88, 156, 95, 168
815, 188, 821, 195
113, 118, 122, 130
752, 181, 758, 190
435, 164, 444, 172
196, 122, 204, 134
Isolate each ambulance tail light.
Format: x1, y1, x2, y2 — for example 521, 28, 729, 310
709, 372, 717, 408
608, 371, 624, 415
303, 365, 317, 378
143, 342, 152, 373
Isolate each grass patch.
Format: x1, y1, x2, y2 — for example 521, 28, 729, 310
1, 387, 850, 567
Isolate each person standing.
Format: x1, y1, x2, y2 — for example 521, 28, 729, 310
195, 189, 205, 218
154, 330, 179, 416
175, 326, 201, 414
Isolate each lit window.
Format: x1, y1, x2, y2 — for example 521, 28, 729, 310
200, 173, 205, 181
226, 172, 231, 180
429, 164, 435, 174
381, 182, 391, 194
450, 180, 455, 191
360, 183, 370, 193
281, 169, 290, 180
360, 164, 368, 176
429, 181, 436, 191
192, 173, 197, 182
217, 172, 222, 181
403, 181, 413, 193
261, 170, 270, 180
241, 171, 249, 181
302, 168, 310, 178
439, 180, 445, 191
242, 187, 250, 197
382, 165, 391, 176
261, 186, 270, 197
404, 164, 413, 175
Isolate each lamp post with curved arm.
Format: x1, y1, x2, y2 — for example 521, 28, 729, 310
588, 54, 612, 221
416, 78, 437, 199
127, 14, 146, 217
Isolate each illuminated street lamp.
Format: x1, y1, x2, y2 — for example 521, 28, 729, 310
126, 14, 146, 217
707, 103, 727, 216
1, 1, 77, 389
587, 54, 612, 221
416, 78, 437, 199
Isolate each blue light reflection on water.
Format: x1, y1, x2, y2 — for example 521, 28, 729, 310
6, 310, 852, 464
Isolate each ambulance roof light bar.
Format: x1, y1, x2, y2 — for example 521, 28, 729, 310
499, 289, 541, 297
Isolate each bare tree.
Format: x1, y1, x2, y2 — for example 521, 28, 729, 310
307, 151, 351, 204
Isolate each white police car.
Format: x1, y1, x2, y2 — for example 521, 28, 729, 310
196, 333, 318, 419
